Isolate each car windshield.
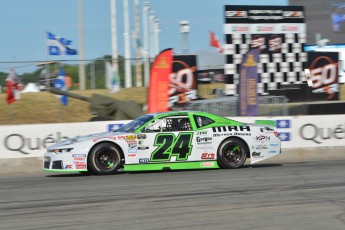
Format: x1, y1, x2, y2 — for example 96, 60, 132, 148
115, 114, 154, 133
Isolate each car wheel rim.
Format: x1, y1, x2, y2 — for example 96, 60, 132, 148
223, 144, 242, 166
95, 150, 116, 170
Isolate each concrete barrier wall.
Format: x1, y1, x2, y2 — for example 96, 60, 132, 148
1, 114, 345, 159
1, 115, 344, 175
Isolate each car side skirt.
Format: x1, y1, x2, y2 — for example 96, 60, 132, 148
124, 161, 219, 171
43, 169, 88, 173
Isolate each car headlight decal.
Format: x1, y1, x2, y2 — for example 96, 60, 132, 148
48, 148, 74, 153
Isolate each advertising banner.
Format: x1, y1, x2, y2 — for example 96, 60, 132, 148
0, 120, 128, 159
224, 5, 305, 24
148, 48, 173, 113
307, 51, 339, 101
169, 55, 198, 109
238, 49, 259, 116
251, 34, 283, 54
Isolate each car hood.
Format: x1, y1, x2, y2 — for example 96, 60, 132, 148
47, 131, 129, 149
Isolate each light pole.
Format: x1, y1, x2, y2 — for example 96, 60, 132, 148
143, 2, 150, 86
124, 0, 132, 88
149, 11, 156, 58
134, 0, 142, 87
155, 18, 160, 56
110, 0, 118, 74
180, 20, 190, 54
77, 0, 86, 90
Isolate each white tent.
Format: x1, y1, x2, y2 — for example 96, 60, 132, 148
21, 83, 40, 93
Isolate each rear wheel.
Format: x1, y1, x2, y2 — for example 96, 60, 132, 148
217, 138, 247, 169
88, 143, 122, 175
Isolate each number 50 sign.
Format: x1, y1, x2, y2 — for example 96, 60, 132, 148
307, 52, 339, 100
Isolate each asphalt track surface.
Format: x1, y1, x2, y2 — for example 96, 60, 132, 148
0, 160, 345, 230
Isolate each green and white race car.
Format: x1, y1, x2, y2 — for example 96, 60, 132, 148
43, 111, 281, 175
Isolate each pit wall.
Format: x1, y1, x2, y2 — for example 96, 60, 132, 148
0, 115, 344, 159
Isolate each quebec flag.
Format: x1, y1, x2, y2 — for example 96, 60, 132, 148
47, 32, 77, 56
54, 67, 68, 106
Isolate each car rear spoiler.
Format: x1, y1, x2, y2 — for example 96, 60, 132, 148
254, 120, 276, 127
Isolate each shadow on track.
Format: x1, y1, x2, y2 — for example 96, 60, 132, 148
45, 163, 283, 177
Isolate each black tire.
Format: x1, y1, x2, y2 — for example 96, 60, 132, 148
88, 143, 122, 175
217, 138, 247, 169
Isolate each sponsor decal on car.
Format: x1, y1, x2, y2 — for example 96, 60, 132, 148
196, 131, 208, 136
138, 145, 149, 150
126, 135, 136, 141
252, 151, 261, 157
64, 165, 73, 169
201, 153, 215, 159
196, 146, 215, 151
138, 139, 145, 144
117, 135, 126, 140
233, 132, 251, 136
252, 144, 268, 150
128, 148, 137, 153
212, 126, 251, 132
76, 165, 86, 169
137, 134, 147, 139
93, 136, 117, 142
127, 140, 137, 146
269, 150, 277, 154
72, 154, 86, 158
128, 142, 137, 147
200, 162, 215, 167
260, 127, 275, 132
139, 158, 149, 163
128, 153, 137, 157
196, 137, 212, 142
254, 135, 271, 143
270, 143, 279, 147
212, 126, 251, 137
73, 157, 86, 161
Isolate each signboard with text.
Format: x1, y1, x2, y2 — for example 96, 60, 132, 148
238, 49, 259, 116
307, 51, 339, 101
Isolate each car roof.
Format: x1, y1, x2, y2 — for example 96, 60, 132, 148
149, 110, 207, 118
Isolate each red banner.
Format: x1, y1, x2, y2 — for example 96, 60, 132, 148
147, 48, 173, 113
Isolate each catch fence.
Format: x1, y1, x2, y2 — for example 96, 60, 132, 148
187, 96, 289, 116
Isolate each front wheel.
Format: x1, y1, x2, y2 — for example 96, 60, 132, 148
88, 143, 122, 175
217, 138, 247, 169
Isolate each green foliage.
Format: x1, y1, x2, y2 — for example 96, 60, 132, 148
0, 72, 7, 88
19, 68, 42, 84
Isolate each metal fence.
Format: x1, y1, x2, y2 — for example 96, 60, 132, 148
0, 57, 153, 91
187, 96, 289, 116
36, 58, 153, 90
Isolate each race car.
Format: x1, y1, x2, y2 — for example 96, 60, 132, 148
43, 111, 281, 175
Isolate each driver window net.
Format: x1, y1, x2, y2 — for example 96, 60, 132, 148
164, 117, 191, 131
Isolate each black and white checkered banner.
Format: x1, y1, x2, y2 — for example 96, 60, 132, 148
224, 5, 307, 95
